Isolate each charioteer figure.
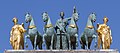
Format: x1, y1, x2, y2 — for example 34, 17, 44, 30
55, 12, 71, 49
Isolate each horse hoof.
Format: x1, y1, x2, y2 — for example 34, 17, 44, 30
94, 44, 97, 48
26, 44, 28, 48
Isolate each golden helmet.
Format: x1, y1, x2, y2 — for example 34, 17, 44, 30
12, 17, 18, 23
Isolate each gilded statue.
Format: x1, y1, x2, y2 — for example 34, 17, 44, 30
97, 17, 112, 49
10, 17, 26, 50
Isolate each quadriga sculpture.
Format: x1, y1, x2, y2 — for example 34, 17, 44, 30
25, 13, 43, 49
10, 17, 26, 50
80, 13, 97, 49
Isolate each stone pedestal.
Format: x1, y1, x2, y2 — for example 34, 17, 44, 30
4, 49, 119, 53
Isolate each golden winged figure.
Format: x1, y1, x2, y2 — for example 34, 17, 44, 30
10, 17, 26, 50
97, 17, 112, 49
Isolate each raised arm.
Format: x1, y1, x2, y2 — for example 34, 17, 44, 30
65, 17, 71, 21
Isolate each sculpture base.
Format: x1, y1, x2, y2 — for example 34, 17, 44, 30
4, 49, 119, 53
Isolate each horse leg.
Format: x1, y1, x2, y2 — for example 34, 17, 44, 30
47, 43, 50, 49
44, 35, 50, 49
70, 42, 72, 49
34, 35, 37, 49
38, 36, 43, 49
70, 39, 73, 49
25, 35, 30, 48
92, 34, 97, 49
38, 42, 42, 49
85, 35, 88, 49
31, 41, 34, 49
75, 34, 78, 47
45, 39, 50, 49
88, 42, 91, 49
66, 33, 71, 50
42, 34, 47, 48
50, 34, 54, 50
80, 38, 85, 49
88, 38, 92, 49
73, 42, 76, 49
53, 34, 57, 49
81, 44, 85, 49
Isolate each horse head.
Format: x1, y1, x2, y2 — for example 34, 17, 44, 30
42, 12, 49, 22
25, 12, 32, 23
89, 12, 96, 23
72, 6, 79, 21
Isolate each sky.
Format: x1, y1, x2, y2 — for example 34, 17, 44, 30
0, 0, 120, 53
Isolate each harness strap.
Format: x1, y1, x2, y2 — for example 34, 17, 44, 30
86, 25, 94, 29
69, 24, 77, 28
45, 24, 53, 28
28, 25, 36, 29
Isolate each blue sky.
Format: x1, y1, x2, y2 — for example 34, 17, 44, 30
0, 0, 120, 53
